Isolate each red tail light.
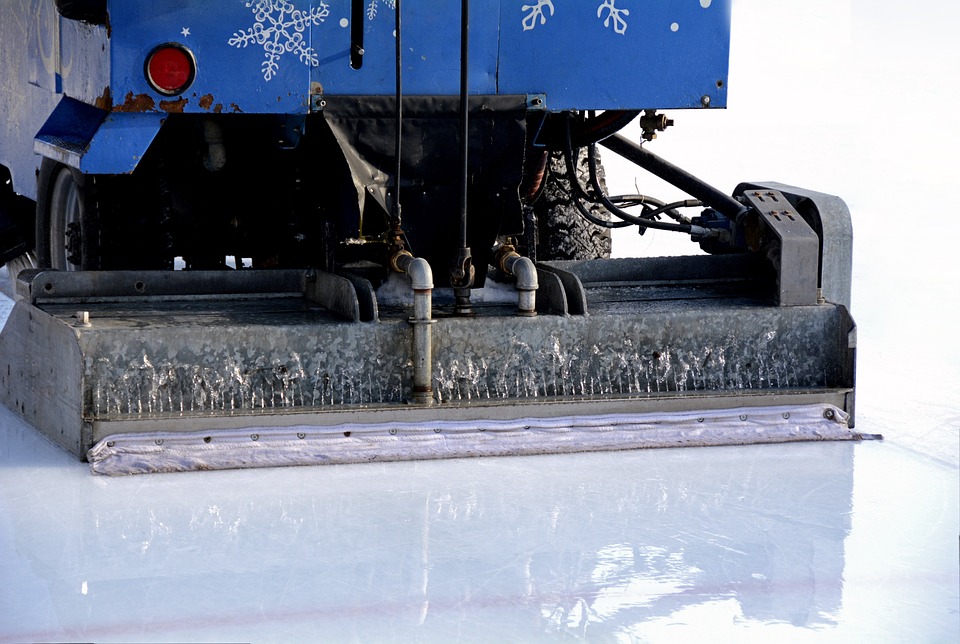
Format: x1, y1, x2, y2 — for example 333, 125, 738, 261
145, 44, 196, 96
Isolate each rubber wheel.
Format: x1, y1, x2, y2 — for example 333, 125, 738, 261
35, 159, 100, 270
533, 148, 612, 261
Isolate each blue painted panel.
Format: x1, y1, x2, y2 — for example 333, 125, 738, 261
105, 1, 500, 112
33, 98, 164, 174
80, 113, 166, 174
34, 96, 107, 168
499, 0, 731, 110
311, 2, 500, 96
3, 0, 733, 190
103, 1, 729, 112
107, 1, 315, 114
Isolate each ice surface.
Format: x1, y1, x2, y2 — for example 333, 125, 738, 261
2, 0, 959, 641
0, 409, 956, 642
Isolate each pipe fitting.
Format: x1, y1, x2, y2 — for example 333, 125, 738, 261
407, 257, 434, 293
495, 244, 538, 316
393, 254, 434, 405
389, 248, 413, 274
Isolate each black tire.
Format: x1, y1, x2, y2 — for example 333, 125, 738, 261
533, 148, 612, 261
35, 159, 100, 270
0, 166, 33, 264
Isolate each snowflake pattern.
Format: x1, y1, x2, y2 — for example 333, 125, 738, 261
366, 0, 397, 21
521, 0, 554, 31
521, 0, 631, 35
597, 0, 629, 34
228, 0, 331, 81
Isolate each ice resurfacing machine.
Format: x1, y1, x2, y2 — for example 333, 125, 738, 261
0, 0, 859, 474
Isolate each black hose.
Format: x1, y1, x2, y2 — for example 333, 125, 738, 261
560, 121, 631, 230
599, 133, 748, 221
563, 119, 692, 233
587, 144, 670, 222
641, 199, 702, 221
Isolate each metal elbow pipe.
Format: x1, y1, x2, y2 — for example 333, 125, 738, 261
498, 249, 538, 316
392, 252, 434, 405
395, 254, 433, 292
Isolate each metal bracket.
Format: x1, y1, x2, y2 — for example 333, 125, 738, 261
526, 94, 547, 110
17, 268, 376, 322
742, 190, 820, 306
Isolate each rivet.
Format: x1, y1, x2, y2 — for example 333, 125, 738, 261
739, 414, 748, 421
823, 409, 835, 420
297, 432, 306, 439
389, 428, 397, 435
155, 438, 163, 445
700, 95, 711, 107
697, 418, 704, 423
782, 412, 790, 420
106, 441, 115, 448
251, 434, 259, 441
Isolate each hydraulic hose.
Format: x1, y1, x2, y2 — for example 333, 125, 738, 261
560, 119, 630, 229
563, 119, 693, 234
599, 133, 749, 222
586, 144, 691, 224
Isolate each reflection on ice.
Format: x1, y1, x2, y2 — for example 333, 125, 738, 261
0, 410, 861, 641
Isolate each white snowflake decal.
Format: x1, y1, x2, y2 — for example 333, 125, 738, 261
521, 1, 630, 35
228, 0, 331, 81
521, 0, 554, 31
366, 0, 397, 21
597, 0, 629, 34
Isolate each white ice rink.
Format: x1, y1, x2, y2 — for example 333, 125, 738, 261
2, 1, 958, 641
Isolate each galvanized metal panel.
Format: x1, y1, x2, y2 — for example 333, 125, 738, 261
0, 258, 855, 462
0, 302, 87, 456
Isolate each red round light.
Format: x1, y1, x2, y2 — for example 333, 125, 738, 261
145, 44, 195, 95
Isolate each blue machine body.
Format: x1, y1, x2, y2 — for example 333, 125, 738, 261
1, 0, 730, 196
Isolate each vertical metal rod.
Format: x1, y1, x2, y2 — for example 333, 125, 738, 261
458, 0, 469, 246
350, 0, 365, 69
392, 0, 403, 226
451, 0, 474, 314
